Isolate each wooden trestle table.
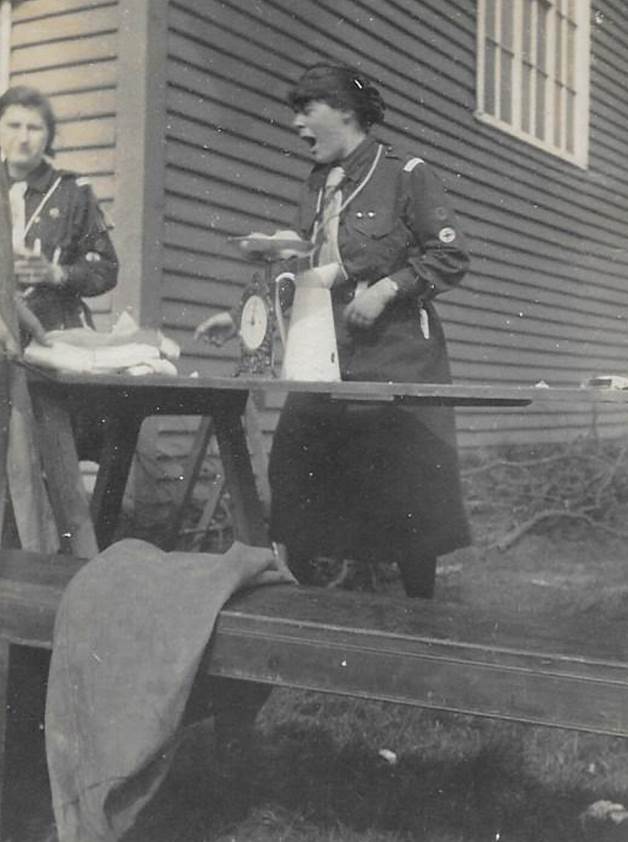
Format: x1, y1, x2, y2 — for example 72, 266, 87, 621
25, 369, 628, 558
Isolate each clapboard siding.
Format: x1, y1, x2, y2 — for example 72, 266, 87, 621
8, 0, 120, 326
160, 0, 628, 449
10, 32, 117, 72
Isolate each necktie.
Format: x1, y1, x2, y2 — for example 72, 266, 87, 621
317, 165, 345, 267
9, 180, 27, 253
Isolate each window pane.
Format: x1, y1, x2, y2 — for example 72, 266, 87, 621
485, 0, 497, 38
484, 41, 497, 114
500, 50, 513, 122
566, 90, 575, 152
536, 2, 548, 72
567, 21, 576, 88
535, 71, 546, 139
522, 63, 532, 132
554, 83, 562, 146
501, 0, 514, 49
555, 12, 563, 83
522, 0, 533, 61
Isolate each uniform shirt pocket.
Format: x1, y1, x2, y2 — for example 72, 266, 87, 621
350, 209, 395, 239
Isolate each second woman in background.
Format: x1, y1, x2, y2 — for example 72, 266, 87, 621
0, 85, 118, 337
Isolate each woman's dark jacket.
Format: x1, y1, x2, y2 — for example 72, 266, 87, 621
13, 160, 118, 332
269, 136, 471, 565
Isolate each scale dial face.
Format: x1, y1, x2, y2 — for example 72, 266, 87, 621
240, 294, 270, 351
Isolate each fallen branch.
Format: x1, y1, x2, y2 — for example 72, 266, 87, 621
488, 509, 628, 551
462, 453, 570, 478
594, 444, 627, 509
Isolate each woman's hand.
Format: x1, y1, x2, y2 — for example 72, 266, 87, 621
344, 277, 397, 328
15, 298, 51, 346
14, 254, 65, 287
0, 314, 19, 357
1, 299, 51, 355
194, 311, 237, 346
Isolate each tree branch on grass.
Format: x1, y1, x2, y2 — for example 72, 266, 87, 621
594, 444, 627, 510
488, 509, 628, 552
462, 453, 570, 478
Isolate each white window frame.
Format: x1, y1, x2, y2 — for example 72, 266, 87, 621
476, 0, 591, 168
0, 0, 11, 93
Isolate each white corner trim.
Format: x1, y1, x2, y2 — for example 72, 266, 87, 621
0, 0, 11, 93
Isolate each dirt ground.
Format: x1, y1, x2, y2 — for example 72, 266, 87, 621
4, 527, 628, 842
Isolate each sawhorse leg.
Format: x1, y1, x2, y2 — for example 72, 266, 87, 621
30, 390, 98, 558
90, 414, 144, 549
0, 638, 8, 839
211, 393, 268, 547
163, 417, 215, 551
209, 393, 273, 747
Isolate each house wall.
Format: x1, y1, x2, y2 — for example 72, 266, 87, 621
161, 0, 628, 457
4, 1, 628, 516
3, 0, 169, 511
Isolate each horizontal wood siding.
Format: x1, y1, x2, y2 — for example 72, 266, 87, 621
162, 0, 628, 450
9, 0, 119, 325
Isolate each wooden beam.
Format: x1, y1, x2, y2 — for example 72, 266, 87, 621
164, 417, 215, 550
211, 393, 268, 546
113, 0, 170, 511
113, 0, 168, 328
209, 600, 628, 736
29, 391, 97, 558
0, 0, 10, 93
90, 413, 144, 549
4, 550, 628, 738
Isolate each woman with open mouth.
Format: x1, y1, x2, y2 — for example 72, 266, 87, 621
196, 62, 471, 598
268, 62, 471, 598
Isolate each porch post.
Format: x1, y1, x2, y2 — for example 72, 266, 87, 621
113, 0, 170, 517
113, 0, 169, 328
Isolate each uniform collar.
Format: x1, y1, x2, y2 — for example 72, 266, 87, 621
310, 134, 381, 190
24, 160, 58, 193
3, 159, 57, 193
339, 135, 381, 183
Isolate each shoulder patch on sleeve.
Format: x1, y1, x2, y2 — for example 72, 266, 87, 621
403, 157, 425, 173
75, 176, 92, 187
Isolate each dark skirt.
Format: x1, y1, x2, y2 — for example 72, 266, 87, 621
268, 392, 471, 567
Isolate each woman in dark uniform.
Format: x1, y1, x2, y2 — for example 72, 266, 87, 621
197, 63, 471, 598
1, 86, 118, 460
0, 85, 118, 335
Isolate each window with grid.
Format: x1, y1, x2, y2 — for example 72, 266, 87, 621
476, 0, 591, 167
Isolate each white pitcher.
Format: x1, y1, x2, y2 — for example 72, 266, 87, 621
275, 264, 341, 382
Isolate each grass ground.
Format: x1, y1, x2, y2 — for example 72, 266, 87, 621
6, 529, 628, 842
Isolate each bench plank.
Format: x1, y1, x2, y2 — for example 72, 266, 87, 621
208, 585, 628, 737
1, 550, 628, 737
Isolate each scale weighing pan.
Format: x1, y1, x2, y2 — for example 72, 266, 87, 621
230, 233, 313, 259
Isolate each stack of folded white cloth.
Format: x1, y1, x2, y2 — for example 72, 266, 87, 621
24, 312, 181, 376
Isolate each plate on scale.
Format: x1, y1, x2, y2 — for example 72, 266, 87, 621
230, 232, 313, 260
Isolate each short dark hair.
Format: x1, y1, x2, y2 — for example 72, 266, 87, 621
0, 86, 56, 154
287, 63, 386, 129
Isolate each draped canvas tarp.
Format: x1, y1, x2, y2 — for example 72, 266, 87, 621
0, 164, 58, 552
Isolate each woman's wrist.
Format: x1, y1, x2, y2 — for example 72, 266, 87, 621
50, 263, 68, 286
375, 276, 399, 303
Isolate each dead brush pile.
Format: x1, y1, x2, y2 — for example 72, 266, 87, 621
462, 435, 628, 551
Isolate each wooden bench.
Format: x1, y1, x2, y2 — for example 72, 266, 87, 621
2, 548, 628, 829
